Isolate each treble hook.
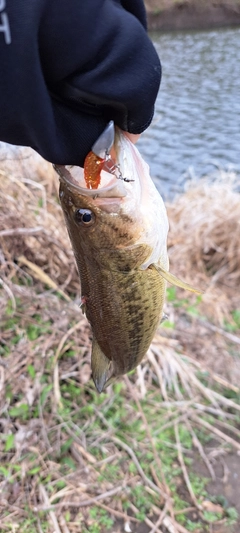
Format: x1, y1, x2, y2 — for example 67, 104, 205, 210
91, 121, 134, 183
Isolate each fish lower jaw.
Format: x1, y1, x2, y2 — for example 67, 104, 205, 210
55, 164, 127, 199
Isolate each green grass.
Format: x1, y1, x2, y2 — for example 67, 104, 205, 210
1, 290, 240, 533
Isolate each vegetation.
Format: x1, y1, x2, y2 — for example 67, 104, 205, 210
145, 0, 240, 12
0, 149, 240, 532
145, 0, 240, 31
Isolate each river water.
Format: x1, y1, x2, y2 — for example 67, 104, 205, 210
138, 27, 240, 199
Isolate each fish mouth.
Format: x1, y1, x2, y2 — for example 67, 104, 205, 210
54, 164, 127, 199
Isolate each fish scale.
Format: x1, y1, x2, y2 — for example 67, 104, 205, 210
85, 263, 166, 374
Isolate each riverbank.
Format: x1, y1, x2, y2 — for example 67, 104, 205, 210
145, 0, 240, 31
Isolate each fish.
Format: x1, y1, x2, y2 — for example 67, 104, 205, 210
55, 129, 201, 393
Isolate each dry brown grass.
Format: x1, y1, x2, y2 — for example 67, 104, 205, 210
0, 146, 240, 533
0, 147, 79, 297
167, 172, 240, 288
145, 0, 240, 12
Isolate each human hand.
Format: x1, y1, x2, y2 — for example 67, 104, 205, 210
36, 0, 159, 165
0, 0, 160, 167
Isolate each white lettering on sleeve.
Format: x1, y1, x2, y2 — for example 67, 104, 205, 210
0, 0, 11, 44
0, 12, 11, 44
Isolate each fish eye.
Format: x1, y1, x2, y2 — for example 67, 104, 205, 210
74, 208, 95, 226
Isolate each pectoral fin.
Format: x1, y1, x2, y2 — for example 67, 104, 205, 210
91, 337, 111, 393
154, 265, 203, 295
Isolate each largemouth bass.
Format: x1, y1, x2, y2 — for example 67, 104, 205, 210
55, 130, 200, 392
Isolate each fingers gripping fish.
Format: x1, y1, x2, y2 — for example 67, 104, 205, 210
55, 124, 201, 393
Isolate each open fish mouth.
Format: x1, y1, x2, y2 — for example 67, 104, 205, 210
54, 164, 127, 199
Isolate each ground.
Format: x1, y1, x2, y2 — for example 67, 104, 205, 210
0, 150, 240, 533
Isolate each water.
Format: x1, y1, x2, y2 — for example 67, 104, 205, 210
138, 27, 240, 199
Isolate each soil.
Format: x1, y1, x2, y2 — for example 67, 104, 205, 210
193, 450, 240, 533
145, 0, 240, 31
108, 448, 240, 533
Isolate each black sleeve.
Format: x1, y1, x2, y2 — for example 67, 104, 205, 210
0, 0, 161, 166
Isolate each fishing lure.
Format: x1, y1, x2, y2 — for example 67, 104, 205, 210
83, 121, 133, 189
83, 151, 105, 190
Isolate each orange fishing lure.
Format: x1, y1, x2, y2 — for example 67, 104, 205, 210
83, 121, 130, 189
83, 150, 105, 190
